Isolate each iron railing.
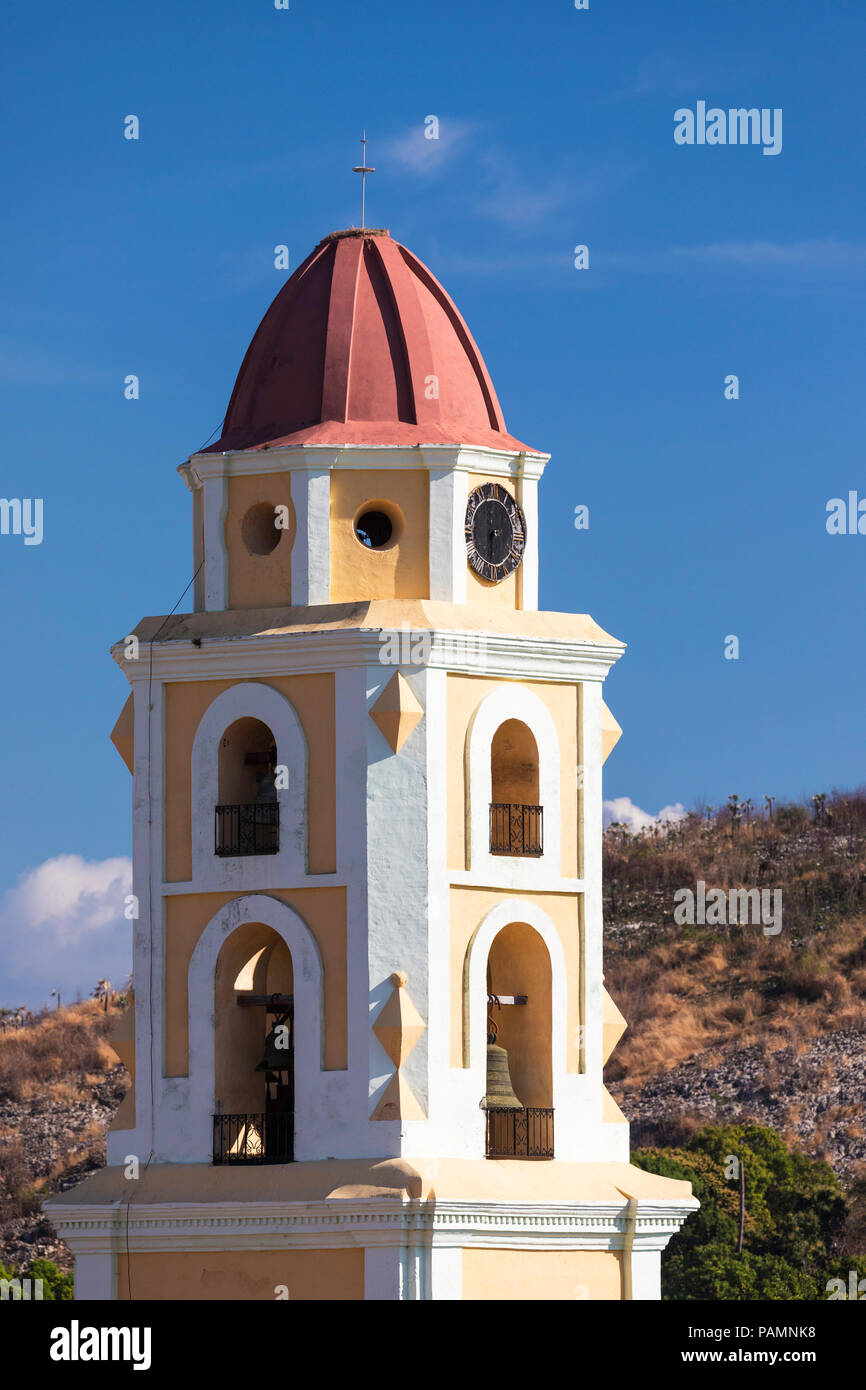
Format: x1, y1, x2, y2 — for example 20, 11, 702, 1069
489, 803, 543, 857
214, 802, 279, 857
212, 1112, 294, 1165
485, 1107, 554, 1160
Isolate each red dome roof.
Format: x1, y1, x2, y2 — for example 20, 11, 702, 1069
204, 229, 534, 454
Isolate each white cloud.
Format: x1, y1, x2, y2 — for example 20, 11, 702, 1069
383, 119, 480, 176
472, 150, 575, 229
603, 797, 686, 833
672, 239, 866, 269
598, 240, 866, 277
0, 854, 132, 1010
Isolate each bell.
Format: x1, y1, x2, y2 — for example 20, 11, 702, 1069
256, 1022, 291, 1073
482, 1041, 523, 1110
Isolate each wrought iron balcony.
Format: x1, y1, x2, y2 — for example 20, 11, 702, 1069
489, 803, 543, 857
485, 1106, 554, 1160
214, 802, 279, 857
213, 1112, 293, 1165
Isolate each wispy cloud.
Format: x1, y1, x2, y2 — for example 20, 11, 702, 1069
603, 797, 686, 833
383, 119, 627, 232
473, 150, 583, 230
209, 245, 290, 298
431, 236, 866, 288
613, 51, 704, 102
0, 854, 132, 1010
0, 337, 115, 389
383, 118, 481, 176
590, 238, 866, 279
672, 239, 866, 269
440, 248, 570, 278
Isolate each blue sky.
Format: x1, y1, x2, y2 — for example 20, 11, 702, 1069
1, 0, 864, 1004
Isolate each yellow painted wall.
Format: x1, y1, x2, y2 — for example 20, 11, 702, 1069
464, 474, 519, 610
450, 886, 580, 1073
110, 693, 134, 773
329, 469, 429, 601
116, 1248, 363, 1301
446, 675, 579, 877
164, 674, 335, 882
224, 473, 294, 609
462, 1248, 623, 1300
164, 887, 347, 1074
108, 1086, 135, 1133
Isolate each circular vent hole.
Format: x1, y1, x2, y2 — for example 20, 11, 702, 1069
242, 502, 281, 556
354, 510, 393, 549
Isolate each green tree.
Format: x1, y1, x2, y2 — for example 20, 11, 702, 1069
633, 1124, 853, 1301
0, 1258, 73, 1301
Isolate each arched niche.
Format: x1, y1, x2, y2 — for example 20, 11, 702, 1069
463, 898, 568, 1108
487, 922, 552, 1109
491, 719, 540, 805
214, 924, 294, 1114
187, 894, 323, 1162
190, 681, 308, 885
218, 717, 277, 806
465, 686, 561, 876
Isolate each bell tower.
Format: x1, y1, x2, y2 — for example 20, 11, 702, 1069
47, 226, 697, 1302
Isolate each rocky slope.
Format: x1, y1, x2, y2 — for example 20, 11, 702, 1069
611, 1027, 866, 1178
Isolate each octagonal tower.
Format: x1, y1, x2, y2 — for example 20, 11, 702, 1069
47, 226, 696, 1302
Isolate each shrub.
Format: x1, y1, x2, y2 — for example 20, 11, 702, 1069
0, 1258, 72, 1301
633, 1123, 854, 1300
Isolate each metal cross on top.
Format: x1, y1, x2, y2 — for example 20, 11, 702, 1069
352, 129, 375, 229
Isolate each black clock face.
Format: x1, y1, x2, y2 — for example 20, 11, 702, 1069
465, 482, 526, 583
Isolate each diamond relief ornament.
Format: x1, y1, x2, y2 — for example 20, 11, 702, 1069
372, 971, 425, 1066
369, 672, 423, 753
370, 972, 426, 1121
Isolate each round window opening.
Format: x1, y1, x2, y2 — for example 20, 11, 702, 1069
242, 502, 282, 556
354, 509, 393, 549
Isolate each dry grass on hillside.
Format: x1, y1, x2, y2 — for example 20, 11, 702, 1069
0, 999, 122, 1103
0, 1000, 127, 1242
603, 790, 866, 1089
606, 915, 866, 1089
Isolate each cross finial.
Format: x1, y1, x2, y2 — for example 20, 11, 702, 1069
352, 129, 375, 230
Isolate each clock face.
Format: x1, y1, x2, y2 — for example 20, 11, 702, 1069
465, 482, 526, 583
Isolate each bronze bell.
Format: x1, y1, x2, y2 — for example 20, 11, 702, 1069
482, 1040, 523, 1110
256, 1020, 291, 1073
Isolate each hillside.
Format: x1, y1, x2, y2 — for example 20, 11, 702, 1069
1, 791, 865, 1282
0, 999, 127, 1273
604, 790, 866, 1183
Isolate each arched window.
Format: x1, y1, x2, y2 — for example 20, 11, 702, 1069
215, 717, 279, 857
484, 922, 553, 1159
190, 682, 308, 885
489, 720, 542, 856
213, 922, 294, 1163
187, 894, 324, 1166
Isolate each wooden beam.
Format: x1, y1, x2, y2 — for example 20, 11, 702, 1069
235, 993, 294, 1009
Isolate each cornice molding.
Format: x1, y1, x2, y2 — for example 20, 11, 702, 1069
111, 628, 624, 686
49, 1196, 699, 1255
183, 443, 550, 487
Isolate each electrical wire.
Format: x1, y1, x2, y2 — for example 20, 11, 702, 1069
123, 560, 204, 1301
